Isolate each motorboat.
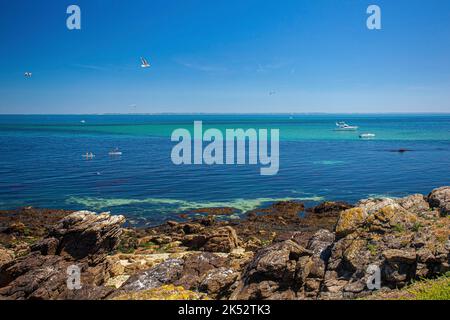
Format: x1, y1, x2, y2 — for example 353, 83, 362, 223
335, 121, 359, 131
108, 148, 122, 156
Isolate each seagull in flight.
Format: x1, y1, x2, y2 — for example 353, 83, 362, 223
24, 72, 32, 78
140, 57, 151, 68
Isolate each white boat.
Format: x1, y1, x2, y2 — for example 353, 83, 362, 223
335, 121, 359, 131
359, 133, 376, 139
108, 148, 122, 156
82, 153, 95, 159
80, 120, 86, 124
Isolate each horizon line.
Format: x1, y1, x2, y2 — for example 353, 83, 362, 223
1, 112, 450, 116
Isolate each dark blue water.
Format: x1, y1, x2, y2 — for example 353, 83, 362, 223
0, 114, 449, 226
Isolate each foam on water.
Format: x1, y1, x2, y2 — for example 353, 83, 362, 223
312, 160, 346, 165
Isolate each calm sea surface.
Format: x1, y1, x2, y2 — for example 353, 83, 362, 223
0, 114, 449, 225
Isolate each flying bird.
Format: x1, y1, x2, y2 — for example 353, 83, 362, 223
24, 72, 32, 78
140, 57, 150, 68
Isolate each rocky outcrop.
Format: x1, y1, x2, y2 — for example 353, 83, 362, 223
33, 211, 125, 264
322, 196, 449, 299
230, 190, 449, 300
115, 250, 250, 299
428, 186, 450, 216
0, 187, 448, 300
230, 230, 335, 300
0, 211, 125, 300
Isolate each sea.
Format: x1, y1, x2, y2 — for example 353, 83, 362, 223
0, 114, 449, 226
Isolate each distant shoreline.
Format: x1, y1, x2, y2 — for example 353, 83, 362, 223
1, 113, 450, 116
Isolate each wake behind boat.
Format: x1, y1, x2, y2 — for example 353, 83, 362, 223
359, 133, 376, 139
334, 121, 359, 131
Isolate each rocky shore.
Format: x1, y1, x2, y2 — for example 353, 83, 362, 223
0, 187, 449, 300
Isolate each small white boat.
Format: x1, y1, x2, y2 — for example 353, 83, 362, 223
108, 148, 122, 156
82, 153, 95, 159
80, 120, 86, 124
359, 133, 376, 139
335, 121, 359, 131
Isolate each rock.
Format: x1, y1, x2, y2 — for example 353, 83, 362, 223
175, 252, 227, 289
0, 208, 72, 253
382, 250, 417, 286
120, 258, 185, 292
199, 267, 240, 299
307, 229, 335, 258
357, 198, 397, 214
0, 211, 126, 300
111, 284, 209, 300
117, 251, 235, 298
46, 211, 125, 264
322, 194, 450, 298
396, 194, 432, 217
105, 275, 130, 289
230, 240, 311, 300
31, 237, 59, 256
181, 226, 239, 253
335, 208, 367, 238
428, 186, 450, 216
3, 222, 27, 235
0, 252, 113, 300
382, 249, 417, 263
202, 227, 239, 253
307, 202, 353, 216
0, 247, 14, 268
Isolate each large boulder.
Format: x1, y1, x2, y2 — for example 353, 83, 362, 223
181, 226, 240, 253
230, 240, 311, 300
231, 229, 336, 300
428, 186, 450, 216
33, 211, 125, 264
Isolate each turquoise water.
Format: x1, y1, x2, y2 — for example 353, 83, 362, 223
0, 114, 449, 225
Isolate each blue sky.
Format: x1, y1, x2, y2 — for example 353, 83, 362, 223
0, 0, 449, 114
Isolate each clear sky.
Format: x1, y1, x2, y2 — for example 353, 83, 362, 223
0, 0, 449, 114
